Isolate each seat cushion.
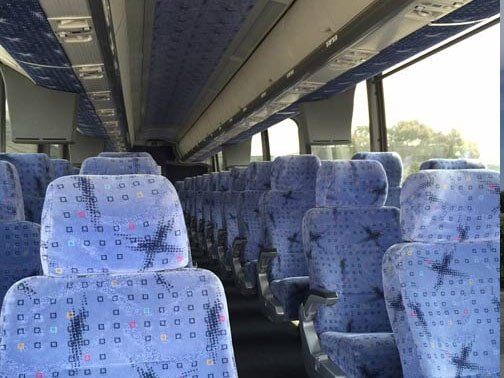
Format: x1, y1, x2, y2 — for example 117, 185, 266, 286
0, 269, 237, 377
270, 276, 310, 320
320, 332, 402, 378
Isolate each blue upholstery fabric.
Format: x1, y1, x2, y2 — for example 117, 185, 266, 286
245, 161, 272, 190
270, 276, 310, 320
0, 269, 237, 377
303, 207, 402, 335
316, 160, 387, 208
202, 174, 214, 232
72, 167, 80, 175
80, 157, 159, 175
303, 159, 403, 376
223, 168, 247, 264
0, 153, 54, 223
51, 159, 73, 179
0, 161, 25, 221
271, 155, 319, 191
212, 172, 231, 243
383, 169, 500, 377
0, 221, 41, 304
194, 176, 205, 230
320, 332, 402, 378
400, 170, 500, 242
419, 158, 486, 170
41, 175, 189, 276
352, 152, 403, 208
352, 152, 402, 187
99, 152, 154, 159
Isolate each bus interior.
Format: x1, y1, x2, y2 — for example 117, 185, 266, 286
0, 0, 500, 377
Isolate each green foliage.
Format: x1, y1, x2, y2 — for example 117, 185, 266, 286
351, 120, 480, 178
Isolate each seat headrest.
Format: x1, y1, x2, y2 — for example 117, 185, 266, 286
420, 159, 486, 170
352, 152, 402, 187
195, 175, 204, 190
41, 175, 189, 276
81, 157, 159, 175
99, 152, 154, 160
202, 173, 212, 191
401, 170, 500, 242
209, 173, 219, 191
316, 160, 388, 208
230, 167, 247, 191
217, 171, 231, 191
246, 162, 272, 190
271, 155, 320, 191
51, 158, 72, 178
183, 177, 191, 190
0, 161, 25, 221
0, 153, 54, 197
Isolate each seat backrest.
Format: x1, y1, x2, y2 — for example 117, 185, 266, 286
0, 161, 25, 221
303, 160, 402, 335
419, 158, 486, 170
80, 157, 159, 175
202, 173, 215, 227
0, 153, 54, 223
261, 155, 320, 280
237, 162, 272, 262
223, 167, 247, 250
51, 158, 73, 179
382, 169, 499, 377
212, 172, 231, 238
99, 152, 154, 159
353, 152, 403, 207
0, 220, 41, 303
0, 174, 237, 376
194, 175, 205, 224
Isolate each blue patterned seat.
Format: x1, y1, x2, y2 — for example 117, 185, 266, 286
202, 173, 217, 254
0, 174, 237, 377
220, 167, 247, 271
51, 159, 73, 179
258, 155, 320, 321
0, 221, 41, 305
80, 157, 159, 175
98, 152, 154, 159
0, 161, 25, 221
300, 160, 403, 377
419, 158, 486, 170
0, 153, 55, 223
72, 166, 81, 175
353, 152, 403, 208
382, 169, 499, 378
233, 162, 272, 293
212, 172, 231, 259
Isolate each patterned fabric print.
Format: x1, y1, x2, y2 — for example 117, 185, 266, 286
270, 155, 320, 191
316, 160, 388, 208
237, 191, 267, 263
387, 187, 401, 208
319, 332, 402, 378
270, 277, 310, 320
352, 152, 403, 187
419, 159, 486, 170
194, 176, 205, 231
383, 241, 499, 377
261, 190, 316, 280
0, 161, 24, 221
212, 173, 230, 243
230, 167, 247, 191
0, 221, 41, 304
400, 170, 500, 242
217, 172, 231, 192
41, 175, 189, 276
245, 162, 272, 190
51, 159, 73, 179
72, 167, 80, 175
0, 269, 237, 377
223, 192, 243, 264
0, 153, 54, 223
302, 207, 402, 335
80, 157, 159, 175
99, 152, 154, 159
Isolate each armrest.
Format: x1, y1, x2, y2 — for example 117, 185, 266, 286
257, 249, 277, 274
301, 289, 338, 322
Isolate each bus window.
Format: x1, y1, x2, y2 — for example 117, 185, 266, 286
383, 24, 499, 178
5, 104, 36, 153
250, 132, 263, 162
217, 151, 224, 171
311, 81, 370, 160
268, 119, 299, 160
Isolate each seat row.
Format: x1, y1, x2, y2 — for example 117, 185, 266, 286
0, 152, 238, 376
175, 154, 498, 377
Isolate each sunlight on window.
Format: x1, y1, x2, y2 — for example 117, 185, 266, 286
384, 24, 499, 178
251, 133, 263, 162
268, 119, 299, 159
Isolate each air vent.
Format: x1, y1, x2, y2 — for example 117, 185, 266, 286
331, 49, 376, 70
97, 109, 115, 117
103, 120, 119, 128
89, 91, 112, 101
407, 1, 469, 21
75, 64, 104, 80
52, 17, 93, 43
